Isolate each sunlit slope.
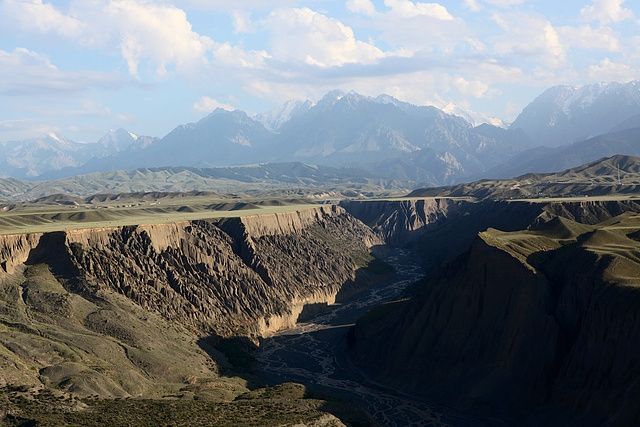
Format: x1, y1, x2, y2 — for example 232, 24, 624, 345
410, 155, 640, 200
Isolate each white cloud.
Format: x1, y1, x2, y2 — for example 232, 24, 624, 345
232, 10, 252, 33
0, 119, 59, 141
588, 58, 636, 81
383, 0, 454, 20
2, 0, 214, 78
464, 0, 482, 12
75, 1, 214, 77
492, 13, 565, 67
462, 0, 526, 9
452, 77, 489, 98
0, 48, 124, 95
193, 96, 235, 113
346, 0, 377, 16
581, 0, 634, 24
363, 2, 464, 53
244, 68, 503, 119
211, 42, 269, 69
558, 25, 620, 52
3, 0, 638, 132
171, 0, 298, 11
0, 0, 85, 38
264, 8, 385, 67
485, 0, 527, 6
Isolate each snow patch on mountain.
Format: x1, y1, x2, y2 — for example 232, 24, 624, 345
255, 99, 313, 131
443, 103, 507, 128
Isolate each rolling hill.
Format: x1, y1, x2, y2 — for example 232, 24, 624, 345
0, 162, 408, 202
410, 154, 640, 200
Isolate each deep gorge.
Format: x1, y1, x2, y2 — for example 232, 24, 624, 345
3, 199, 640, 426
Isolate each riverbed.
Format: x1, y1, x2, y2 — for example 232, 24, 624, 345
254, 249, 487, 427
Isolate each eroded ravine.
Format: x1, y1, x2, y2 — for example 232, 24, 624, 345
254, 249, 486, 427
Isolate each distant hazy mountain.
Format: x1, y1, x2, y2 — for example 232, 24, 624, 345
29, 91, 530, 186
271, 91, 529, 183
0, 133, 89, 178
134, 109, 274, 168
134, 91, 529, 185
511, 81, 640, 146
5, 83, 640, 183
0, 129, 157, 179
611, 113, 640, 132
254, 99, 313, 131
441, 103, 507, 128
487, 126, 640, 178
94, 128, 156, 156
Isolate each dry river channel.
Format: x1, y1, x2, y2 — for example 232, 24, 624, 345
254, 249, 500, 427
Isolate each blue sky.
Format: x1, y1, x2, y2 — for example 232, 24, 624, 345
0, 0, 638, 141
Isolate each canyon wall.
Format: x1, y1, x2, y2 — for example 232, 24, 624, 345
3, 198, 640, 410
1, 205, 378, 338
0, 205, 380, 399
349, 203, 640, 426
343, 198, 640, 269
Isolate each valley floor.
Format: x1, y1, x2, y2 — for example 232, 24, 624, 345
253, 249, 492, 427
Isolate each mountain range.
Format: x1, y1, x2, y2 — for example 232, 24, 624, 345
511, 81, 640, 147
39, 91, 528, 186
3, 81, 640, 185
0, 129, 156, 179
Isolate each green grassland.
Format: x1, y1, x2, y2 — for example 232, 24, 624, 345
481, 213, 640, 286
0, 194, 320, 235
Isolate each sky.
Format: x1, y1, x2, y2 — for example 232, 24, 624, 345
0, 0, 639, 142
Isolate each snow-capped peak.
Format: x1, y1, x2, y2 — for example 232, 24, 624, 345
47, 132, 62, 142
442, 103, 506, 128
254, 99, 313, 131
375, 94, 403, 106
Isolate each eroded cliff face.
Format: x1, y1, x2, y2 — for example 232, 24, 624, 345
0, 205, 380, 403
342, 198, 640, 271
0, 233, 42, 275
350, 239, 559, 418
538, 199, 640, 225
0, 206, 378, 338
339, 199, 459, 244
349, 211, 640, 425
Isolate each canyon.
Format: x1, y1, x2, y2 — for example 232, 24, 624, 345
2, 194, 640, 425
349, 201, 640, 426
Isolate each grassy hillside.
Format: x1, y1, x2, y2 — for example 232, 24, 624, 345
410, 155, 640, 200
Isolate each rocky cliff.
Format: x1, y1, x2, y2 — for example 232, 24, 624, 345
1, 206, 377, 338
0, 205, 381, 410
342, 198, 640, 270
349, 211, 640, 425
339, 198, 459, 244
